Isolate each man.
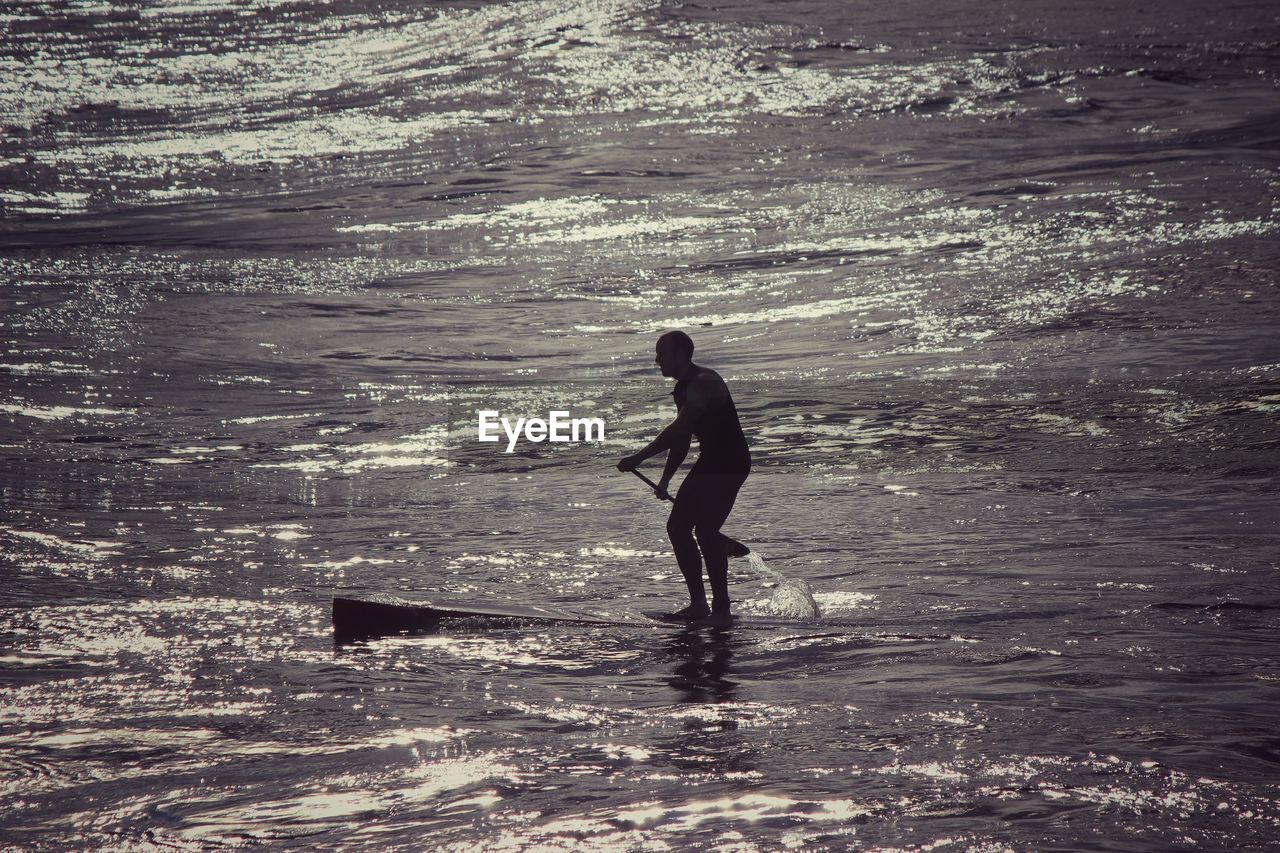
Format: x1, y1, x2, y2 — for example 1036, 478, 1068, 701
618, 331, 751, 626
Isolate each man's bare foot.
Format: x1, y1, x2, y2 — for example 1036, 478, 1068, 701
693, 611, 733, 628
659, 604, 711, 623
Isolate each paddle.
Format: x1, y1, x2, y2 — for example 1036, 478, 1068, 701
627, 469, 751, 558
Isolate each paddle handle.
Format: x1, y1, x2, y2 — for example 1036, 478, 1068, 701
630, 469, 674, 502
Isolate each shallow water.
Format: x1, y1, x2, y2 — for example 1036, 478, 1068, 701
2, 0, 1279, 849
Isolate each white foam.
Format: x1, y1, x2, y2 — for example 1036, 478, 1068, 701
748, 552, 820, 620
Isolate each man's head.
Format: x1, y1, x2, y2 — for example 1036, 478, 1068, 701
655, 330, 694, 378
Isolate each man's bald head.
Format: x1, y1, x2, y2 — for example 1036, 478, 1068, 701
655, 330, 695, 379
657, 330, 694, 359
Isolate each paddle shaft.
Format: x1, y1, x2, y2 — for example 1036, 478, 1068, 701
630, 469, 674, 502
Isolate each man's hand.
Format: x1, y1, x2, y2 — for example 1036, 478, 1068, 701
654, 481, 673, 501
617, 454, 643, 472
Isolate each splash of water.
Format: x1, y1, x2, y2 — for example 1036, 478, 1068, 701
747, 552, 821, 620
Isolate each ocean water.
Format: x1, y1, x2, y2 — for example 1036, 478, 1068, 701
2, 0, 1279, 848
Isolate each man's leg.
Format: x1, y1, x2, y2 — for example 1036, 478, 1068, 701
667, 484, 709, 616
693, 472, 748, 615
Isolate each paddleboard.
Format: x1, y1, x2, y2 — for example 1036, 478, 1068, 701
332, 596, 830, 641
333, 596, 636, 640
330, 597, 971, 646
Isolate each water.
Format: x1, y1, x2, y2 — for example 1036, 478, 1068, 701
2, 0, 1279, 848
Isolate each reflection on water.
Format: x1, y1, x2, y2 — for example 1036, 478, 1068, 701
665, 628, 737, 704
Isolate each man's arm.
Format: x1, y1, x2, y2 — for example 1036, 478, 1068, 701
616, 412, 694, 473
657, 432, 690, 498
618, 373, 725, 473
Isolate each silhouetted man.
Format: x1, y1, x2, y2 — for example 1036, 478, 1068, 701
618, 331, 751, 626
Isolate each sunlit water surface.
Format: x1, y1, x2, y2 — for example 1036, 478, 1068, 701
2, 0, 1278, 849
